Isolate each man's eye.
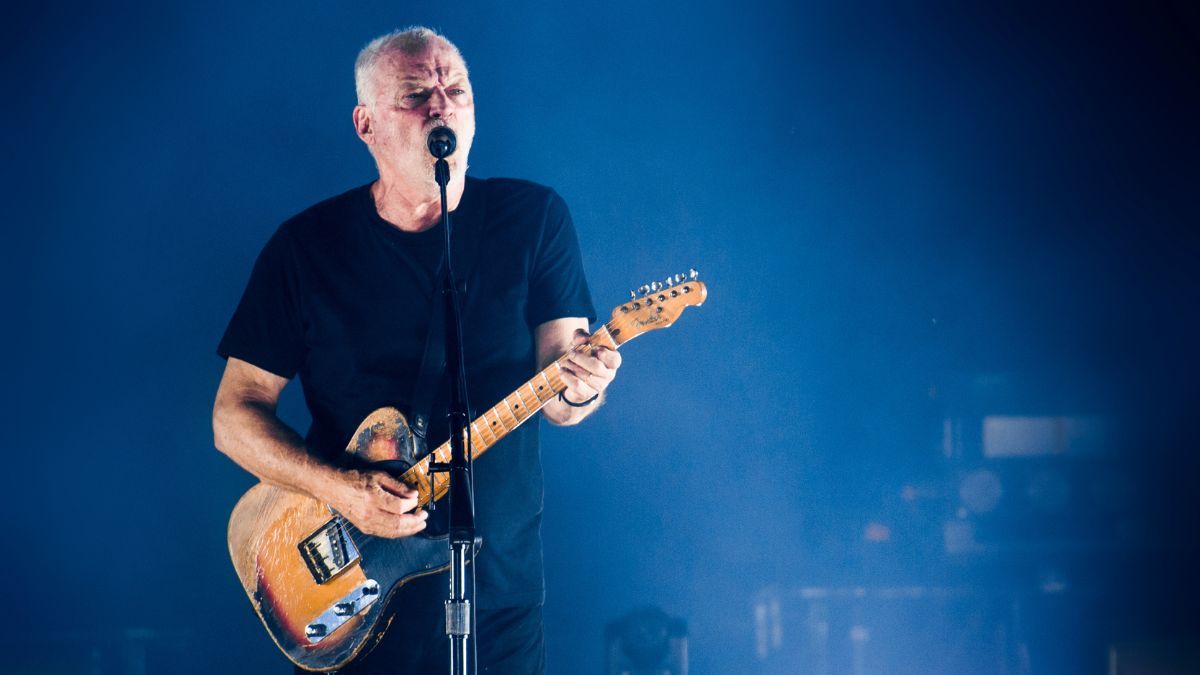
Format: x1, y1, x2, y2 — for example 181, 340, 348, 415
448, 88, 466, 96
404, 92, 429, 101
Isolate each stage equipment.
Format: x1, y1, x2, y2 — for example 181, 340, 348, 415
1107, 639, 1200, 674
931, 372, 1137, 558
424, 124, 475, 675
605, 607, 688, 675
753, 586, 1015, 675
941, 412, 1134, 556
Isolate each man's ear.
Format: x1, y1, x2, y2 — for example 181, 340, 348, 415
352, 105, 371, 142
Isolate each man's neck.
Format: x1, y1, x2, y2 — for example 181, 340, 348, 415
371, 173, 466, 233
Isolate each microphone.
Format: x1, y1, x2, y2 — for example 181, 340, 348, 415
427, 126, 457, 159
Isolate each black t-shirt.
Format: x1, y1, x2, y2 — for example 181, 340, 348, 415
218, 176, 595, 608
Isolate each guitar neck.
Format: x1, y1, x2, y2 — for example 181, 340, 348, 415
399, 274, 705, 505
403, 322, 626, 506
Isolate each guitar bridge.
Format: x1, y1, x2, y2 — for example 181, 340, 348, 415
299, 518, 361, 584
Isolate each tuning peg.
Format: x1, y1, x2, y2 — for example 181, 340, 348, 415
649, 281, 663, 292
687, 268, 699, 280
663, 276, 674, 288
636, 284, 651, 296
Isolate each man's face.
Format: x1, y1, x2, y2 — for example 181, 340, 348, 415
358, 40, 475, 186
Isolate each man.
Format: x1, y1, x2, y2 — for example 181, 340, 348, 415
212, 27, 620, 673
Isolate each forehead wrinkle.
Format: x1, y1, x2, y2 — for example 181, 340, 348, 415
386, 60, 468, 87
396, 69, 468, 85
371, 47, 470, 106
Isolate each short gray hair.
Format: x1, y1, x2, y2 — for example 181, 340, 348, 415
354, 27, 467, 106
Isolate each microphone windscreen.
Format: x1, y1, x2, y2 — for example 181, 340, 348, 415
427, 126, 457, 159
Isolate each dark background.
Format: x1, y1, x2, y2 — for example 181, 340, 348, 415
3, 1, 1198, 673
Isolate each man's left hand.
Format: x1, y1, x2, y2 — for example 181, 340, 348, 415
558, 328, 621, 406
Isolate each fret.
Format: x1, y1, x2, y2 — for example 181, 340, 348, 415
526, 381, 549, 404
486, 408, 508, 435
511, 389, 529, 412
591, 325, 617, 350
410, 458, 433, 504
428, 471, 440, 502
471, 421, 493, 447
499, 398, 518, 427
515, 385, 537, 410
546, 363, 566, 390
506, 393, 527, 422
536, 372, 555, 398
527, 381, 546, 406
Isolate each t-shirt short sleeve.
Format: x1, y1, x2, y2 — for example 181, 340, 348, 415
525, 190, 596, 328
216, 226, 307, 379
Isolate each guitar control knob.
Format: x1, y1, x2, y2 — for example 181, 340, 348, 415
306, 623, 328, 638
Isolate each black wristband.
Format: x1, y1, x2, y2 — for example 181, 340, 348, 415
558, 390, 599, 407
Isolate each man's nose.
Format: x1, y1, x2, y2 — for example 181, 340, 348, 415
428, 88, 451, 119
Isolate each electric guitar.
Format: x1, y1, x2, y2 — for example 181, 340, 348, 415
226, 272, 707, 671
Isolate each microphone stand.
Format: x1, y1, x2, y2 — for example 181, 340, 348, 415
426, 146, 477, 675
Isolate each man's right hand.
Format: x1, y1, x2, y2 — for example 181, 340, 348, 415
214, 359, 429, 539
326, 469, 429, 538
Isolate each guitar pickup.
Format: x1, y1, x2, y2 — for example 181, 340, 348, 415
299, 518, 361, 584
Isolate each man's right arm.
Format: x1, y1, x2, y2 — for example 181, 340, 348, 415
212, 357, 427, 538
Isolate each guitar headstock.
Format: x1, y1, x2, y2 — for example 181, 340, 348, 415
607, 268, 707, 346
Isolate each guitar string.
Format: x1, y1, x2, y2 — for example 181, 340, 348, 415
322, 308, 671, 546
331, 314, 658, 544
334, 344, 580, 543
333, 339, 573, 543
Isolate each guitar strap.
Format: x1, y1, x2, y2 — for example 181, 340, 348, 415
408, 183, 487, 454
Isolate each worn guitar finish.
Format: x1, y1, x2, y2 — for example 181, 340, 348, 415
227, 276, 707, 671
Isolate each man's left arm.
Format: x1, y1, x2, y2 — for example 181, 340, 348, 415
536, 317, 621, 426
